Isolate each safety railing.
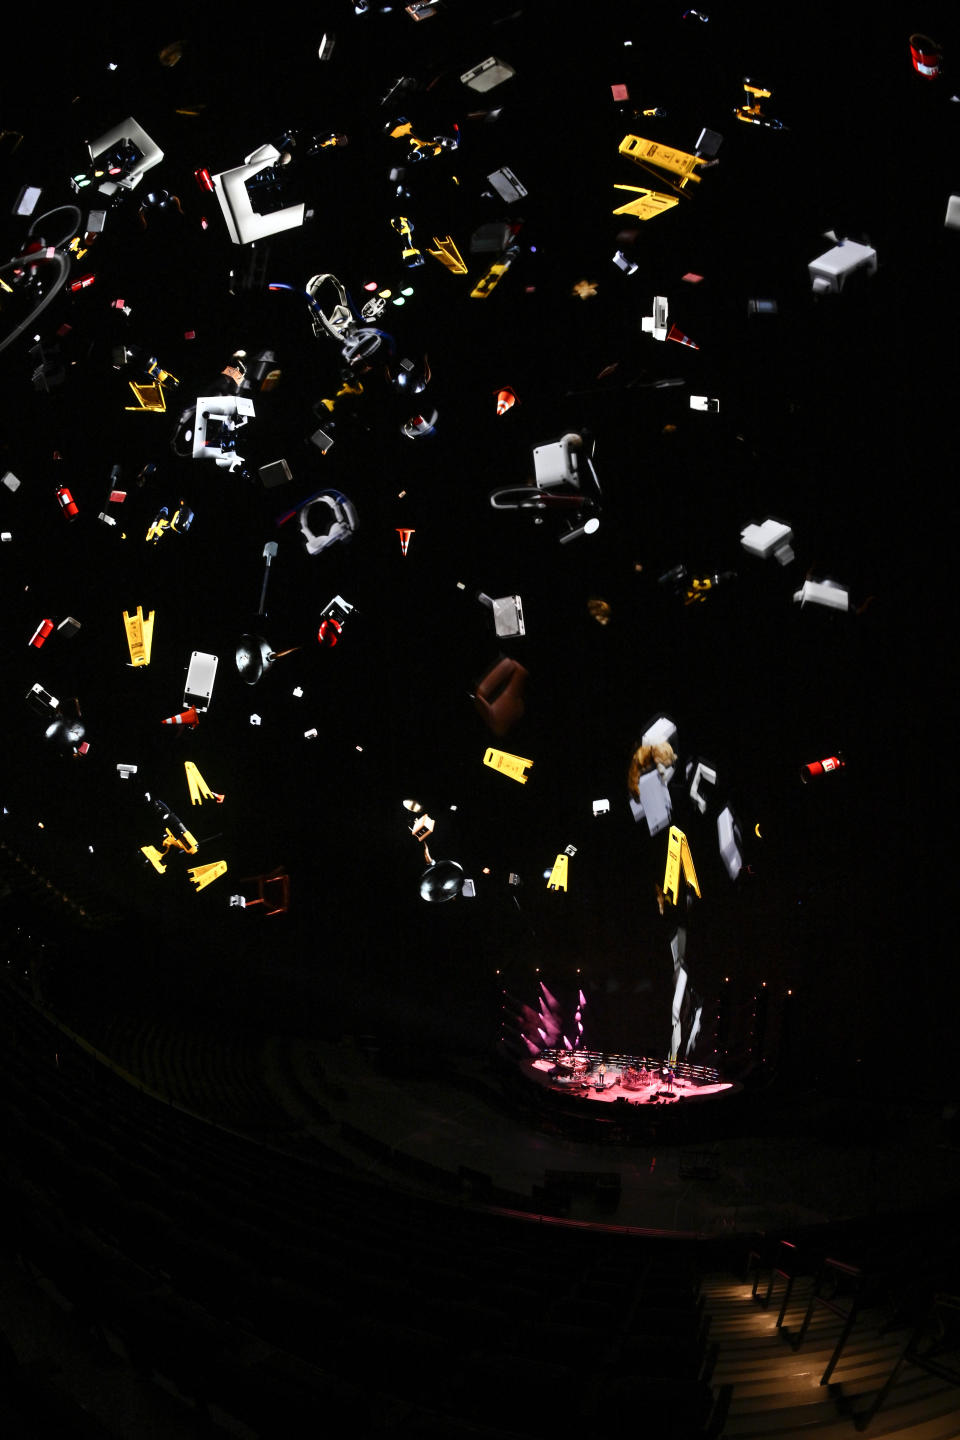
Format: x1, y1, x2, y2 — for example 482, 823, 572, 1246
792, 1255, 864, 1383
856, 1292, 960, 1430
750, 1239, 799, 1329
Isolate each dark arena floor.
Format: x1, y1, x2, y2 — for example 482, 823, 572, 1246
1, 2, 956, 1177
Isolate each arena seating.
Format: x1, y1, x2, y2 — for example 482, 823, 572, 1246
2, 979, 958, 1438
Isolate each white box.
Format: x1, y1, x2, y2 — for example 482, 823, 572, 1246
532, 437, 578, 488
794, 579, 849, 611
808, 239, 877, 294
14, 185, 41, 216
259, 459, 292, 487
741, 517, 794, 563
632, 769, 673, 836
641, 715, 677, 754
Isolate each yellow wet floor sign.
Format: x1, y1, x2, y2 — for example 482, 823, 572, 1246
663, 825, 701, 906
123, 606, 154, 666
483, 748, 534, 783
546, 853, 569, 891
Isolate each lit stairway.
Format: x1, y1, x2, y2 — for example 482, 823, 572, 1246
699, 1272, 960, 1438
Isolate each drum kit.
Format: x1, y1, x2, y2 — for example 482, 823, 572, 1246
555, 1054, 589, 1085
621, 1062, 657, 1091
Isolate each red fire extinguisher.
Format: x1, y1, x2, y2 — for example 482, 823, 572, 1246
801, 754, 845, 783
56, 484, 79, 519
909, 34, 942, 79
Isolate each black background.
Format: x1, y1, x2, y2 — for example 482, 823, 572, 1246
0, 2, 954, 1089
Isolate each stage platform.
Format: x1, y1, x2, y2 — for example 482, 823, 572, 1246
530, 1051, 739, 1108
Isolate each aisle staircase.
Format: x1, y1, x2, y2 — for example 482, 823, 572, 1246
701, 1257, 960, 1438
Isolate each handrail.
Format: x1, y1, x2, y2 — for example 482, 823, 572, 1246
746, 1244, 766, 1297
857, 1292, 960, 1430
756, 1240, 798, 1328
793, 1255, 865, 1383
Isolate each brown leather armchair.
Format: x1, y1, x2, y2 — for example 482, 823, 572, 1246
472, 656, 528, 737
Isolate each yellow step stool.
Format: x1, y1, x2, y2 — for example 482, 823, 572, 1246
188, 860, 228, 891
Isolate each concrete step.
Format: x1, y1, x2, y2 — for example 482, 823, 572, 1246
721, 1354, 918, 1400
722, 1385, 960, 1439
701, 1271, 960, 1440
730, 1370, 946, 1417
